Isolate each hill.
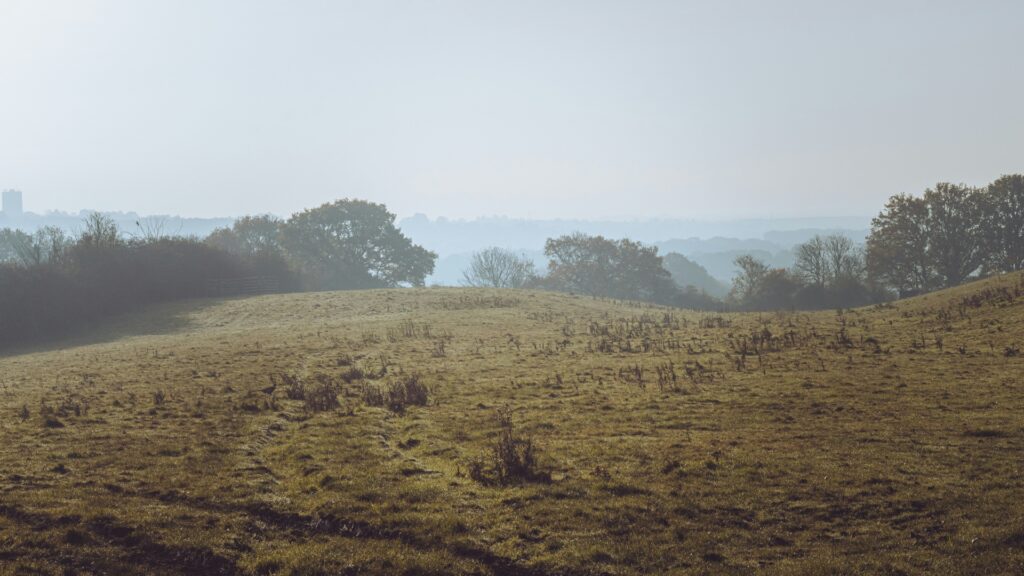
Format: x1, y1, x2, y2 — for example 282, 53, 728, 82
662, 252, 730, 297
1, 273, 1023, 574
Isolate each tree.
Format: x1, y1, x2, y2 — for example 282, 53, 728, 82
0, 227, 72, 267
280, 199, 436, 289
795, 234, 863, 289
729, 254, 800, 310
754, 268, 801, 310
867, 184, 986, 294
462, 247, 536, 288
793, 236, 829, 287
133, 216, 178, 241
729, 255, 769, 303
982, 174, 1024, 272
866, 194, 934, 295
924, 182, 985, 287
543, 233, 676, 303
16, 226, 72, 266
823, 235, 862, 282
207, 215, 284, 257
79, 213, 121, 249
0, 229, 32, 264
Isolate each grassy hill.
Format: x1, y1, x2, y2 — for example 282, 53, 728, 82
1, 273, 1023, 575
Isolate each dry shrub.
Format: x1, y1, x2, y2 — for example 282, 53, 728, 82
304, 376, 340, 412
278, 373, 305, 400
469, 407, 550, 486
339, 366, 366, 383
361, 374, 430, 414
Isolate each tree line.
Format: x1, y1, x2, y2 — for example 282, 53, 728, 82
867, 175, 1024, 295
729, 174, 1024, 309
461, 234, 720, 310
0, 199, 434, 350
2, 174, 1020, 349
464, 174, 1024, 311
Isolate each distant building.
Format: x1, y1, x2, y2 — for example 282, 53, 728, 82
2, 189, 23, 216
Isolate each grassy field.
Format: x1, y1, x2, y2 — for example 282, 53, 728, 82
1, 273, 1023, 575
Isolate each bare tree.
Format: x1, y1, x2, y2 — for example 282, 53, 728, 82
134, 216, 182, 241
822, 235, 862, 281
794, 236, 828, 286
9, 226, 71, 266
463, 247, 536, 288
0, 229, 31, 264
79, 213, 121, 249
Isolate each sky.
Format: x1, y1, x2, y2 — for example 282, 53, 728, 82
0, 0, 1021, 220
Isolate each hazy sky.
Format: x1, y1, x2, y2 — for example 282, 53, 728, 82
0, 0, 1021, 220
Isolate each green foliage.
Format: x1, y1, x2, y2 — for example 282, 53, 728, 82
924, 183, 986, 287
0, 220, 296, 350
0, 197, 440, 350
982, 174, 1024, 272
729, 254, 770, 304
866, 193, 934, 295
205, 215, 283, 257
865, 180, 1010, 295
280, 199, 436, 289
543, 233, 677, 304
729, 255, 803, 310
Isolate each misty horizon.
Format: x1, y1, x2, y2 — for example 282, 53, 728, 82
2, 1, 1021, 221
0, 199, 875, 227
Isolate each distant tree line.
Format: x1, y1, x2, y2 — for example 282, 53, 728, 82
0, 199, 434, 350
866, 176, 1024, 295
729, 175, 1024, 309
206, 200, 435, 290
3, 175, 1019, 349
462, 174, 1023, 311
461, 234, 721, 309
727, 235, 883, 311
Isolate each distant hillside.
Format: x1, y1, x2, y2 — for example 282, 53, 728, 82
418, 225, 866, 285
661, 252, 729, 297
400, 213, 870, 256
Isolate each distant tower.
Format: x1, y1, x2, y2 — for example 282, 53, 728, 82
2, 189, 23, 216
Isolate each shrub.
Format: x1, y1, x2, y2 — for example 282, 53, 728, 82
279, 373, 305, 400
304, 379, 340, 412
469, 407, 550, 486
361, 374, 430, 414
0, 223, 299, 351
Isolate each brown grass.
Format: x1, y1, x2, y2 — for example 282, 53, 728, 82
0, 274, 1023, 574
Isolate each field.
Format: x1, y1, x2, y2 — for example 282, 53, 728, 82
1, 273, 1023, 575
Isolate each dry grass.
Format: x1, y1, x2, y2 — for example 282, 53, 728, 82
0, 275, 1023, 574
